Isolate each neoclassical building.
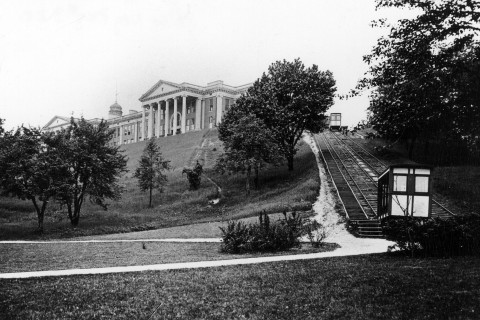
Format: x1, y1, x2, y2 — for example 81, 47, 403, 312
43, 79, 251, 145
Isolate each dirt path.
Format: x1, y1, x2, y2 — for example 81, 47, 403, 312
302, 133, 394, 251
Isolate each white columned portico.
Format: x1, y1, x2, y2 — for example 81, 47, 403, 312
173, 97, 178, 136
156, 103, 161, 137
195, 98, 201, 130
164, 100, 169, 136
119, 125, 123, 145
141, 106, 146, 140
134, 122, 138, 142
216, 95, 223, 125
181, 95, 187, 134
147, 105, 153, 139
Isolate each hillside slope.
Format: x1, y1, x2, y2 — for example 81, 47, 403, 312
0, 129, 319, 239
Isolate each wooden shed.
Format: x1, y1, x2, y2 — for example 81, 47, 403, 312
377, 164, 432, 219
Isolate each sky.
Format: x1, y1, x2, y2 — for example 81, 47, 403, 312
0, 0, 407, 130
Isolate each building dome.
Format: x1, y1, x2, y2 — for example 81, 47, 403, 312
108, 101, 123, 119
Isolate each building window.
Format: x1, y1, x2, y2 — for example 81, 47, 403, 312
209, 99, 213, 112
209, 116, 213, 123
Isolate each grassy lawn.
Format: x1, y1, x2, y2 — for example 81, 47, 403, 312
0, 241, 338, 273
1, 254, 479, 319
0, 130, 319, 240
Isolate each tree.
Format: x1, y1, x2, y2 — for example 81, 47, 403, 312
358, 0, 480, 159
233, 59, 336, 171
134, 138, 171, 207
182, 161, 203, 190
216, 111, 281, 195
0, 127, 66, 233
55, 118, 128, 226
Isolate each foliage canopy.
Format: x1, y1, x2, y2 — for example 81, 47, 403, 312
217, 111, 281, 195
233, 58, 336, 170
359, 0, 480, 160
134, 138, 171, 208
55, 118, 128, 226
0, 127, 65, 232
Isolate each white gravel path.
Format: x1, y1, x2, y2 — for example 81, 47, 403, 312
0, 134, 393, 279
0, 238, 222, 244
302, 133, 394, 252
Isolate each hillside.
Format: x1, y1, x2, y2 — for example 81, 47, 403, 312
120, 129, 220, 173
0, 129, 319, 239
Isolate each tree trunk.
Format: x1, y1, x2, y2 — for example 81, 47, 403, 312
37, 214, 44, 233
71, 211, 80, 226
31, 198, 48, 234
149, 186, 153, 208
287, 155, 294, 171
246, 166, 251, 196
69, 201, 81, 226
254, 164, 259, 189
67, 203, 73, 222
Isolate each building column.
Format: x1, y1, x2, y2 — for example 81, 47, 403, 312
119, 124, 123, 145
147, 105, 153, 139
181, 95, 187, 134
141, 106, 146, 140
195, 98, 201, 130
173, 97, 178, 136
134, 122, 138, 142
164, 100, 169, 136
216, 95, 223, 125
156, 102, 161, 137
200, 99, 205, 129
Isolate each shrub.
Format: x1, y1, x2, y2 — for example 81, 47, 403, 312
182, 161, 203, 190
219, 210, 311, 254
383, 214, 480, 257
304, 220, 328, 248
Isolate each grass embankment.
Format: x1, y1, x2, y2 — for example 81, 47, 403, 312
0, 129, 319, 239
1, 254, 479, 319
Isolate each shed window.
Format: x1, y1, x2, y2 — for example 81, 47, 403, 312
413, 196, 429, 217
393, 175, 407, 192
415, 176, 429, 193
415, 169, 430, 175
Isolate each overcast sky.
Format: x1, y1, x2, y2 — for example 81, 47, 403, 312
0, 0, 407, 130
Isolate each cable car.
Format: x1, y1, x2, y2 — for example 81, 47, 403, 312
377, 164, 432, 219
329, 113, 341, 130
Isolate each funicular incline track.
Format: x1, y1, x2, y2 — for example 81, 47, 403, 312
316, 130, 455, 222
314, 133, 375, 221
341, 133, 455, 219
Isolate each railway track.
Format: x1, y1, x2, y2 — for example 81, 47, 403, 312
314, 130, 456, 226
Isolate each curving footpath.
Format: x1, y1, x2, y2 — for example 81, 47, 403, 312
0, 134, 393, 279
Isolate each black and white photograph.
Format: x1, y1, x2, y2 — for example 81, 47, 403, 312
0, 0, 479, 319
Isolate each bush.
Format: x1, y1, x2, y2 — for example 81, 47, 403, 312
219, 210, 313, 254
383, 214, 480, 257
182, 161, 203, 190
304, 220, 328, 248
